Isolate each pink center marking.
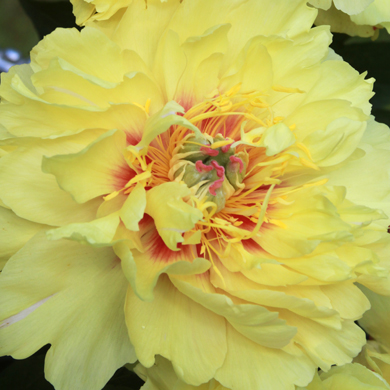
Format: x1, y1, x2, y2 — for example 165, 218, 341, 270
229, 156, 244, 173
221, 143, 233, 153
195, 160, 214, 173
209, 161, 225, 196
200, 146, 219, 157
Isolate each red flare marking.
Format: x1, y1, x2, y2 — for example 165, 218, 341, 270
200, 146, 219, 156
229, 155, 244, 173
221, 143, 233, 153
195, 160, 213, 173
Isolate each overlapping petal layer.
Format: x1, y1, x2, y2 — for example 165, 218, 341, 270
1, 1, 390, 390
309, 0, 390, 37
135, 358, 390, 390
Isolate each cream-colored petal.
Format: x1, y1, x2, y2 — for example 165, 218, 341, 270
309, 0, 332, 10
351, 0, 390, 26
0, 233, 135, 390
333, 0, 375, 15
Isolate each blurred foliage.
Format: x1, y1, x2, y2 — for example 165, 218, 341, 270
0, 346, 144, 390
332, 29, 390, 126
0, 2, 389, 390
0, 0, 39, 56
19, 0, 79, 39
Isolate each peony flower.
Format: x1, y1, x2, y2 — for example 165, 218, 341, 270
1, 1, 390, 389
308, 0, 390, 37
134, 357, 390, 390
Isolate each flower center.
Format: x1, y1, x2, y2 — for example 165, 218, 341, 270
168, 133, 248, 213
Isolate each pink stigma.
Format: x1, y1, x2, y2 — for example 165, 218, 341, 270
211, 160, 225, 178
229, 156, 244, 173
200, 146, 219, 156
209, 161, 225, 196
221, 143, 233, 153
195, 160, 213, 173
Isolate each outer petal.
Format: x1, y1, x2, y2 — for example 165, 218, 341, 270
0, 207, 47, 268
309, 0, 332, 10
0, 233, 135, 390
31, 27, 130, 85
47, 213, 120, 247
42, 129, 132, 203
125, 275, 227, 386
135, 356, 225, 390
166, 0, 317, 73
215, 323, 315, 390
283, 310, 366, 370
171, 273, 297, 349
351, 0, 390, 29
333, 0, 375, 15
112, 0, 183, 68
314, 5, 378, 37
303, 118, 366, 167
115, 218, 210, 301
319, 363, 390, 390
327, 119, 390, 228
70, 0, 95, 25
0, 137, 101, 226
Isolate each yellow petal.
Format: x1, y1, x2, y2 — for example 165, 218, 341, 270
125, 275, 227, 385
115, 222, 210, 301
359, 285, 390, 350
42, 129, 129, 203
334, 0, 375, 15
145, 182, 203, 251
47, 213, 120, 247
0, 233, 136, 390
0, 137, 101, 226
0, 207, 47, 268
119, 183, 146, 231
171, 273, 297, 349
215, 323, 315, 390
304, 118, 366, 167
